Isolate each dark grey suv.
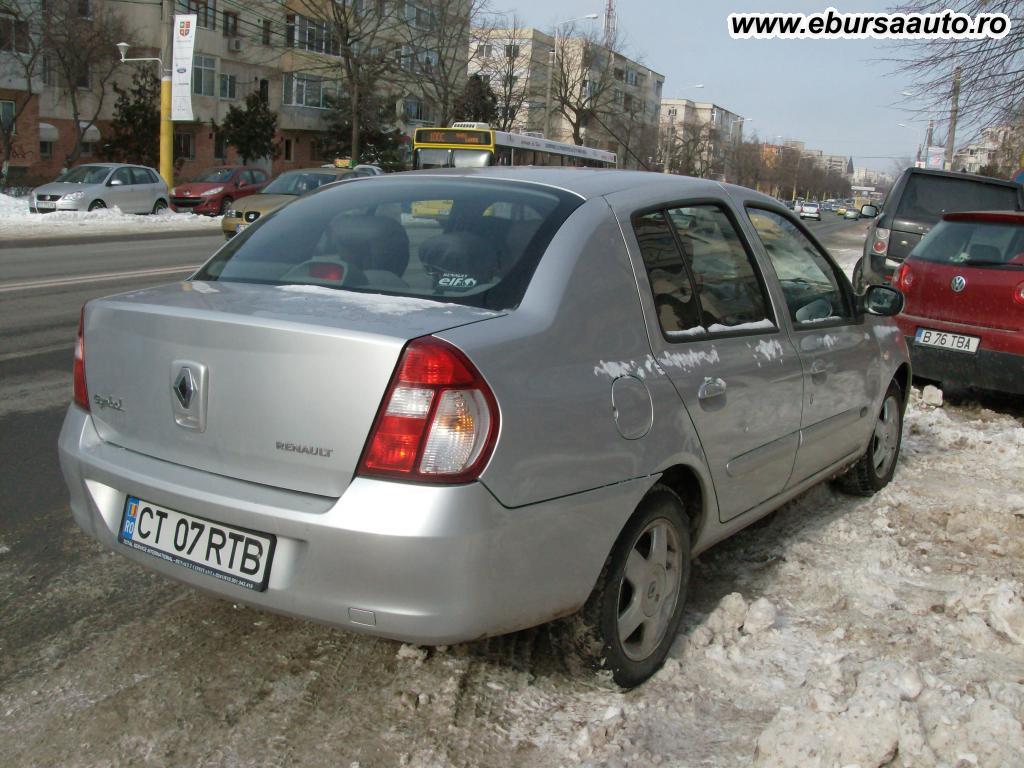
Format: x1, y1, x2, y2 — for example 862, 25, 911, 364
853, 168, 1024, 290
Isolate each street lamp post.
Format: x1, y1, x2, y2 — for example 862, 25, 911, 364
117, 42, 173, 189
544, 13, 599, 139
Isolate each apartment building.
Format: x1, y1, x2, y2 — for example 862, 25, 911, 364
469, 27, 664, 169
1, 0, 469, 184
952, 125, 1010, 175
660, 97, 745, 179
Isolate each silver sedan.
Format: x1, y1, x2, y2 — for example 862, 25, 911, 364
31, 163, 169, 214
58, 169, 910, 687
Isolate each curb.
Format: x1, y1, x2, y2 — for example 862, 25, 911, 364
0, 228, 224, 249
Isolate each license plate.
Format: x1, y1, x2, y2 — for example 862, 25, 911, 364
915, 327, 980, 353
36, 201, 55, 210
235, 223, 248, 233
118, 495, 276, 591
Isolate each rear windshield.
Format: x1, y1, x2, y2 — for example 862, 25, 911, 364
194, 177, 582, 310
911, 219, 1024, 268
262, 171, 349, 195
897, 175, 1020, 224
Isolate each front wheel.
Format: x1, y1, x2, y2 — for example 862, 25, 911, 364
218, 196, 233, 216
558, 484, 691, 688
834, 380, 904, 496
88, 200, 106, 212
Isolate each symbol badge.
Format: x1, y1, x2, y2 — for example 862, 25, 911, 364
951, 275, 966, 293
171, 361, 208, 432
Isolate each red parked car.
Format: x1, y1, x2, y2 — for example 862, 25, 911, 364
893, 211, 1024, 395
170, 166, 269, 215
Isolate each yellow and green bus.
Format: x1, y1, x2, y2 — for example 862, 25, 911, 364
412, 123, 618, 170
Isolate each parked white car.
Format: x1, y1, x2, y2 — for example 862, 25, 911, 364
30, 163, 169, 214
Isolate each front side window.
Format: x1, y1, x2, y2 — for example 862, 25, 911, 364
194, 179, 582, 310
110, 167, 133, 185
748, 208, 850, 324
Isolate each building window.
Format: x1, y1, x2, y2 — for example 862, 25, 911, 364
80, 142, 94, 157
213, 132, 227, 160
259, 78, 269, 103
403, 98, 432, 123
478, 43, 492, 58
76, 66, 91, 89
174, 132, 194, 160
287, 14, 338, 55
192, 54, 215, 96
40, 140, 52, 158
262, 19, 271, 45
185, 0, 215, 30
219, 73, 236, 99
284, 138, 294, 161
283, 73, 332, 109
222, 11, 238, 36
504, 44, 519, 59
0, 16, 30, 53
625, 69, 638, 86
42, 55, 55, 86
0, 100, 14, 134
77, 0, 91, 18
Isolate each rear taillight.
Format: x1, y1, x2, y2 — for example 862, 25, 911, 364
871, 227, 890, 255
357, 337, 498, 483
73, 306, 89, 411
893, 263, 914, 292
1014, 281, 1024, 306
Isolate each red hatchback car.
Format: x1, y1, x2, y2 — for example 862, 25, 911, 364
893, 211, 1024, 395
170, 166, 269, 215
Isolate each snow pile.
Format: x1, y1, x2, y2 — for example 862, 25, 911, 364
0, 192, 222, 239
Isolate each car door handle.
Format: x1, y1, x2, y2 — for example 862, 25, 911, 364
810, 359, 828, 376
698, 377, 727, 400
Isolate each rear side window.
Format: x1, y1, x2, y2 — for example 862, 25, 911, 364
195, 178, 582, 310
897, 175, 1020, 224
633, 204, 773, 337
911, 219, 1024, 266
130, 167, 151, 185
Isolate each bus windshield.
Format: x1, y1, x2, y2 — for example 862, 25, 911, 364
452, 149, 492, 168
414, 148, 493, 169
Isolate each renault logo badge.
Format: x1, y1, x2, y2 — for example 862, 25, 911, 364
951, 275, 966, 293
173, 367, 196, 408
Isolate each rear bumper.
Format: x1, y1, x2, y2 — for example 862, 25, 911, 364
897, 314, 1024, 394
58, 406, 641, 644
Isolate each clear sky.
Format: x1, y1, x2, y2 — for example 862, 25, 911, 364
502, 0, 954, 172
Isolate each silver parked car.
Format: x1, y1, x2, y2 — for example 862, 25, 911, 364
31, 163, 169, 214
58, 169, 910, 686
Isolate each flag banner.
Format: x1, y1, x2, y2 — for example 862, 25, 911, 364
171, 14, 197, 122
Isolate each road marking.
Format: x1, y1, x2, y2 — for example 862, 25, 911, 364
0, 264, 199, 293
0, 343, 75, 364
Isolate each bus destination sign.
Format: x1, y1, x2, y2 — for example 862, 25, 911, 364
417, 129, 490, 146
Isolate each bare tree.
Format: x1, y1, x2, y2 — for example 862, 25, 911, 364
549, 23, 621, 145
0, 0, 44, 181
394, 0, 487, 128
43, 0, 133, 166
667, 121, 718, 178
728, 137, 766, 189
474, 16, 532, 131
889, 0, 1024, 140
288, 0, 400, 163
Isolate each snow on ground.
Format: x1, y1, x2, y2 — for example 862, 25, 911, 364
2, 389, 1021, 767
0, 193, 222, 239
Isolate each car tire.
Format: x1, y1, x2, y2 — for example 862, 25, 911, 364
88, 200, 106, 212
557, 484, 691, 688
852, 259, 866, 293
152, 199, 168, 215
834, 380, 904, 497
219, 197, 233, 216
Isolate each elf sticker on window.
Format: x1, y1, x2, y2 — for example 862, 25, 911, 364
438, 273, 478, 289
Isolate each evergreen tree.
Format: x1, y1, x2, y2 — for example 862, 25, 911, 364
321, 91, 406, 171
104, 69, 159, 167
221, 92, 279, 164
453, 74, 497, 123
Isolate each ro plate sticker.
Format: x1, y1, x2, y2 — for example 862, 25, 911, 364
122, 496, 141, 540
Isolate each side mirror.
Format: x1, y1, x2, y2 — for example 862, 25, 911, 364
862, 284, 904, 316
237, 180, 247, 188
861, 204, 878, 218
108, 178, 125, 186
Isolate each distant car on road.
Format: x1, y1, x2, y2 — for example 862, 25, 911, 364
836, 206, 848, 216
799, 202, 821, 220
844, 207, 860, 220
59, 169, 910, 688
30, 163, 168, 214
853, 167, 1024, 291
893, 210, 1024, 395
221, 167, 357, 239
171, 166, 269, 216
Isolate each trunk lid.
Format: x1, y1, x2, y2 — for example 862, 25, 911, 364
84, 281, 503, 497
904, 258, 1024, 331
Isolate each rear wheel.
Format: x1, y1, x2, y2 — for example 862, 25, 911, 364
152, 199, 168, 215
834, 380, 904, 496
558, 484, 691, 688
88, 200, 106, 212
